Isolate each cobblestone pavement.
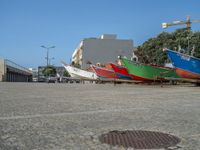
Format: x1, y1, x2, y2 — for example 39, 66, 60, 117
0, 82, 200, 150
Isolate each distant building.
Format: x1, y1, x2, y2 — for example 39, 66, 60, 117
72, 34, 134, 69
29, 68, 38, 82
0, 58, 32, 82
38, 66, 65, 82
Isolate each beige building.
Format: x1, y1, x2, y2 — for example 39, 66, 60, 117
0, 59, 6, 81
72, 34, 134, 69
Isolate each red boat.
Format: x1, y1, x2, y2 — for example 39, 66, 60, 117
109, 63, 134, 80
91, 65, 118, 79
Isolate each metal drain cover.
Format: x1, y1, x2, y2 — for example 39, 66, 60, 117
99, 130, 180, 149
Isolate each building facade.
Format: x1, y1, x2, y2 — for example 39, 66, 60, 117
0, 58, 32, 82
72, 34, 134, 69
29, 68, 38, 82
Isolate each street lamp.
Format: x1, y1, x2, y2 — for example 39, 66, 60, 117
49, 57, 55, 65
41, 45, 55, 66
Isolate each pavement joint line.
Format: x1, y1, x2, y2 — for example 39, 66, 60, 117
0, 107, 148, 120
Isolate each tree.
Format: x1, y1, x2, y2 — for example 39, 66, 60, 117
42, 65, 56, 77
136, 28, 200, 65
63, 70, 70, 77
71, 61, 81, 68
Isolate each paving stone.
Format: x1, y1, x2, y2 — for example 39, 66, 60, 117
0, 82, 199, 149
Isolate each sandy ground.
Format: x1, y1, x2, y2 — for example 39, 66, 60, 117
0, 82, 199, 150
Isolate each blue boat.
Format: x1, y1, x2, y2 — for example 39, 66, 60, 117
164, 49, 200, 79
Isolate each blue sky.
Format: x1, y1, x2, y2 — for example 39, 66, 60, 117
0, 0, 199, 68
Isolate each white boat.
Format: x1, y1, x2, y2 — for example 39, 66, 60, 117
63, 64, 98, 80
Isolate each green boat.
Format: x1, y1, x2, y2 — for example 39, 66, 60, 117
121, 57, 179, 81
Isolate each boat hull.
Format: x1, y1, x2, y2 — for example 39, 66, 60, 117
109, 63, 133, 80
91, 65, 118, 79
64, 65, 98, 80
165, 49, 200, 79
121, 57, 179, 81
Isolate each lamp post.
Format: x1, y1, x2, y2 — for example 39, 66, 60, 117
41, 45, 55, 66
49, 57, 55, 65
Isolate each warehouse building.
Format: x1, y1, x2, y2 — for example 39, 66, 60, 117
72, 34, 134, 69
0, 58, 32, 82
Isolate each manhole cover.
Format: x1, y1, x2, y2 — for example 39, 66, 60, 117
99, 130, 180, 149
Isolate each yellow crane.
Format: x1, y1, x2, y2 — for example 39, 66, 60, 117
162, 16, 200, 29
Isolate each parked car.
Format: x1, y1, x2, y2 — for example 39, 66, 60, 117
46, 76, 57, 83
